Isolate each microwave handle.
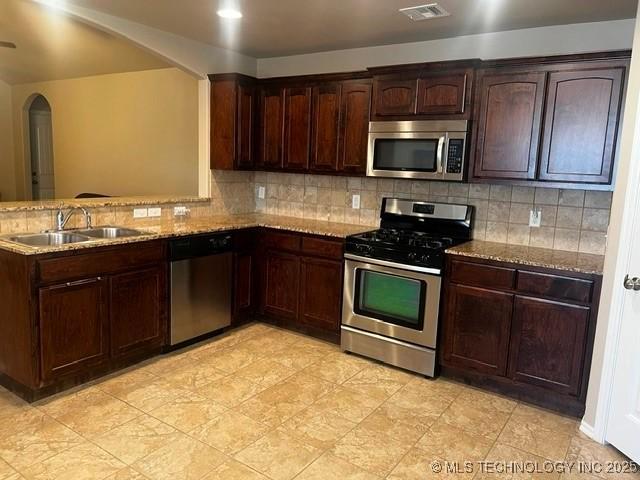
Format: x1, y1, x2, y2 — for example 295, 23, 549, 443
436, 136, 446, 174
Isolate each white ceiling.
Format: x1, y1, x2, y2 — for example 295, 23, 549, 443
65, 0, 638, 58
0, 0, 171, 85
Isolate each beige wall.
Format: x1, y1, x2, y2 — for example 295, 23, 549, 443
0, 79, 15, 201
11, 67, 199, 200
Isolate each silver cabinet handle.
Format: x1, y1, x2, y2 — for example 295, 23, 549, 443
623, 275, 640, 291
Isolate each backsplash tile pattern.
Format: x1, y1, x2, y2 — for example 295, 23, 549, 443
253, 172, 612, 255
0, 170, 610, 255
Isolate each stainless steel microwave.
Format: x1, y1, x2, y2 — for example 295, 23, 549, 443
367, 120, 468, 181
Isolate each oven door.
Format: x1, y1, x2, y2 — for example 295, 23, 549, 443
342, 256, 442, 349
367, 131, 446, 180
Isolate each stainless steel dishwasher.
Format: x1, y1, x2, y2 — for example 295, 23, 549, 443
169, 233, 232, 346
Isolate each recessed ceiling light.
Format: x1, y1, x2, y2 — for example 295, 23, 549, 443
217, 8, 242, 19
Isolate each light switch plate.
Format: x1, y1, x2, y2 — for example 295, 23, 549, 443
352, 194, 361, 209
529, 208, 542, 228
133, 208, 148, 219
148, 207, 162, 218
257, 185, 266, 199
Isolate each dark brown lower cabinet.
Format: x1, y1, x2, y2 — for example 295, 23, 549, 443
299, 256, 343, 331
441, 255, 601, 416
110, 267, 166, 359
443, 284, 512, 376
251, 230, 344, 342
509, 296, 590, 396
39, 277, 109, 383
233, 252, 254, 323
0, 241, 168, 401
263, 250, 300, 320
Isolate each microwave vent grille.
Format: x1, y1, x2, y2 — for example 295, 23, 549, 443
399, 3, 450, 21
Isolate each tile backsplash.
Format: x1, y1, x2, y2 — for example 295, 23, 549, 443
253, 172, 612, 255
0, 170, 611, 255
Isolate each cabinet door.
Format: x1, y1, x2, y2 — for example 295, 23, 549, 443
372, 78, 417, 116
283, 87, 312, 171
509, 296, 590, 396
299, 257, 342, 332
473, 71, 546, 180
263, 250, 300, 320
210, 79, 237, 170
310, 83, 341, 172
233, 251, 254, 324
236, 82, 255, 169
338, 81, 372, 174
443, 284, 513, 376
258, 87, 284, 168
538, 67, 624, 184
417, 74, 467, 115
110, 267, 166, 359
39, 277, 109, 383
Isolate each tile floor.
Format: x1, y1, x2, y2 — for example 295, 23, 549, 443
0, 323, 637, 480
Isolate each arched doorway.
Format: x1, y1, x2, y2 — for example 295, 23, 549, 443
27, 95, 55, 200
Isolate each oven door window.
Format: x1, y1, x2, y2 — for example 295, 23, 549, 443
373, 138, 439, 172
354, 269, 426, 330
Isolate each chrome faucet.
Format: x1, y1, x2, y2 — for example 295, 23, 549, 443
55, 205, 92, 231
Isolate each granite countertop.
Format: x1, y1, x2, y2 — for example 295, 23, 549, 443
0, 195, 209, 213
446, 240, 605, 275
0, 214, 372, 256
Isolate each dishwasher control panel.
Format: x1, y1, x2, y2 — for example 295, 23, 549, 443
169, 233, 232, 261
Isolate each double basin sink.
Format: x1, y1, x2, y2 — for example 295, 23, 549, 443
5, 227, 148, 248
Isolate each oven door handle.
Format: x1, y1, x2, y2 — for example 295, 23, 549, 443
436, 135, 446, 174
344, 253, 442, 275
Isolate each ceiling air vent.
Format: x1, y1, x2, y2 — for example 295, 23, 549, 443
399, 3, 450, 21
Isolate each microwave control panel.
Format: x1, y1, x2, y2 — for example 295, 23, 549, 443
446, 139, 465, 174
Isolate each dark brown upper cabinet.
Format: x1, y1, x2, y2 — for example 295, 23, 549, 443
473, 71, 546, 180
369, 61, 477, 120
338, 81, 372, 174
257, 87, 285, 169
309, 80, 372, 175
470, 53, 629, 189
209, 74, 256, 170
310, 83, 341, 172
283, 87, 312, 171
417, 73, 469, 115
372, 78, 418, 116
538, 67, 625, 185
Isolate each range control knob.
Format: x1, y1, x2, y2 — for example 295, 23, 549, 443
419, 254, 430, 264
407, 252, 418, 261
356, 244, 373, 255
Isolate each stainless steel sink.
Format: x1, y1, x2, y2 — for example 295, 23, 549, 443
3, 226, 147, 248
76, 226, 147, 239
7, 232, 92, 247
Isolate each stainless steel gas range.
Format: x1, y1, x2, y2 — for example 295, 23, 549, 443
341, 198, 474, 377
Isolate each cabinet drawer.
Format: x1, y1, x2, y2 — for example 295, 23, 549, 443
516, 271, 593, 304
37, 242, 164, 284
301, 236, 343, 260
262, 231, 301, 252
450, 260, 515, 290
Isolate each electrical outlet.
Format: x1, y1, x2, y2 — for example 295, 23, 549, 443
174, 206, 189, 217
529, 208, 542, 227
352, 194, 361, 209
257, 185, 266, 199
133, 208, 148, 219
148, 207, 162, 218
